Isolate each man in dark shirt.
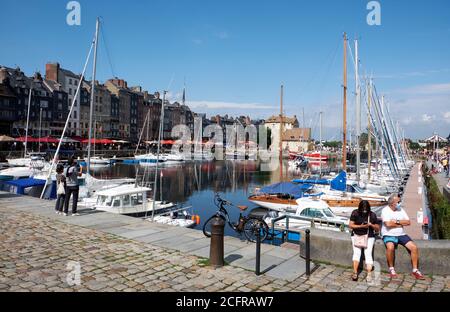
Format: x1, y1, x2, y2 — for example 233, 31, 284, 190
63, 157, 82, 216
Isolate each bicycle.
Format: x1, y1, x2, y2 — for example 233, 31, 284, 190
203, 193, 269, 242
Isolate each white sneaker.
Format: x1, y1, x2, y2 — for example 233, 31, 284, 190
72, 213, 80, 216
63, 213, 68, 216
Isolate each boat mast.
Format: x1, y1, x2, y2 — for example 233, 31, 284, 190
279, 84, 283, 178
87, 17, 100, 176
40, 35, 95, 199
367, 79, 372, 181
151, 90, 166, 222
319, 111, 322, 176
342, 33, 348, 171
355, 38, 361, 182
24, 84, 33, 157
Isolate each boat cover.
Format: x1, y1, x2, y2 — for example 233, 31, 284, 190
259, 182, 313, 198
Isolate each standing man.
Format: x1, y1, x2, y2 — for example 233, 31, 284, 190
63, 157, 82, 216
381, 194, 425, 280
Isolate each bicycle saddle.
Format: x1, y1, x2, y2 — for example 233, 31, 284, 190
237, 205, 248, 211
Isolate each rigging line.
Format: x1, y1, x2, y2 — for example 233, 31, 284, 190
99, 20, 116, 78
314, 40, 340, 110
298, 36, 341, 98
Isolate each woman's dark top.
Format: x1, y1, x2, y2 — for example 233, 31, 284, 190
350, 210, 378, 238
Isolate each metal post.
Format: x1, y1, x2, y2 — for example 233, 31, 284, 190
209, 216, 225, 268
305, 229, 311, 276
255, 223, 261, 275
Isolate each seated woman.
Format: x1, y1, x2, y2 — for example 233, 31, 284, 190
349, 200, 380, 282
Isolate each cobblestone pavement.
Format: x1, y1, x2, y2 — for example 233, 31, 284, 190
0, 207, 449, 292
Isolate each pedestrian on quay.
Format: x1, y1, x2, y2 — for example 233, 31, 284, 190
381, 194, 425, 280
349, 200, 380, 282
55, 164, 66, 214
442, 156, 448, 177
63, 157, 82, 216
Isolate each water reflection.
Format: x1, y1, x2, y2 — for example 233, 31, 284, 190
90, 159, 341, 238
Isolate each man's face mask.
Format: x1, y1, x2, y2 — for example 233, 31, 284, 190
396, 203, 402, 210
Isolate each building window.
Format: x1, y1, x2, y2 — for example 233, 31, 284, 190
69, 79, 72, 85
74, 111, 77, 119
69, 89, 72, 95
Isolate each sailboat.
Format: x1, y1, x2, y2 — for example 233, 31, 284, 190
39, 18, 134, 199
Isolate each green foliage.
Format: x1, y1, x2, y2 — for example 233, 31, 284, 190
323, 141, 342, 148
423, 165, 450, 239
409, 141, 421, 150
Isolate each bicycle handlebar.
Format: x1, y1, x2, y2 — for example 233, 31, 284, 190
214, 193, 232, 207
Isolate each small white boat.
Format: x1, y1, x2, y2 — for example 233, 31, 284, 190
0, 166, 34, 180
135, 153, 167, 163
264, 197, 349, 232
83, 184, 175, 216
162, 153, 185, 162
152, 211, 196, 228
89, 156, 114, 166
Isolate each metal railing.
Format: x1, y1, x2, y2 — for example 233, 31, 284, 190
270, 214, 349, 244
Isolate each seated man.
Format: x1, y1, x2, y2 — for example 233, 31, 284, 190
381, 194, 425, 280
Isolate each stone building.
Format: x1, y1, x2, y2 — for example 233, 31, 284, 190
45, 63, 81, 136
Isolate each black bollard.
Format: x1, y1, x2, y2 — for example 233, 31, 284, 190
305, 229, 311, 277
209, 216, 225, 268
255, 223, 261, 275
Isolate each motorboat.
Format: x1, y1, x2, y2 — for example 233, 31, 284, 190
288, 155, 308, 168
81, 184, 175, 216
135, 153, 167, 163
89, 156, 115, 166
7, 153, 47, 168
152, 209, 196, 228
263, 197, 349, 232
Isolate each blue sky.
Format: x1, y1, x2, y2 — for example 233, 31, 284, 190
1, 0, 449, 140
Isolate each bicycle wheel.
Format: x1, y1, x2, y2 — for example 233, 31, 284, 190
243, 218, 269, 243
202, 215, 226, 238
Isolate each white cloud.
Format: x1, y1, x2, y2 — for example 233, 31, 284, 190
392, 83, 450, 95
444, 112, 450, 123
422, 114, 435, 123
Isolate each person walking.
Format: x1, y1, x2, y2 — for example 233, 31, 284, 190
349, 200, 380, 282
381, 194, 425, 280
63, 157, 82, 216
55, 164, 66, 214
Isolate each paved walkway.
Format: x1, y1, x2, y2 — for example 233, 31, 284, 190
402, 163, 426, 240
0, 192, 449, 292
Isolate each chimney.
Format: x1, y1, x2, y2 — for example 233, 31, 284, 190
46, 63, 60, 82
0, 67, 8, 84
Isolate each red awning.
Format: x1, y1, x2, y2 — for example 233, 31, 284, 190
81, 138, 114, 144
38, 136, 59, 143
161, 140, 175, 145
15, 136, 39, 143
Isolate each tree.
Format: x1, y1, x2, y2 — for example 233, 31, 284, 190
323, 141, 342, 148
409, 141, 421, 150
359, 133, 369, 150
